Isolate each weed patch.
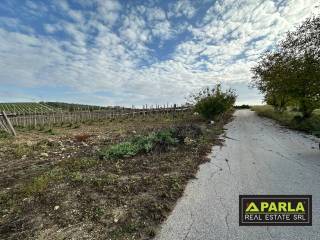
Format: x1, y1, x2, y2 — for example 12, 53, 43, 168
100, 129, 179, 160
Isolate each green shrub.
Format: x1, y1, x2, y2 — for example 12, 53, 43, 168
102, 142, 140, 160
100, 129, 178, 160
152, 130, 178, 145
191, 84, 236, 120
131, 135, 154, 152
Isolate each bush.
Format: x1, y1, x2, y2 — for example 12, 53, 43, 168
191, 84, 236, 120
102, 142, 140, 160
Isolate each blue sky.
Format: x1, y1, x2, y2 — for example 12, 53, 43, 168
0, 0, 318, 106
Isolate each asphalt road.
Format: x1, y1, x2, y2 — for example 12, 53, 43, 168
156, 109, 320, 240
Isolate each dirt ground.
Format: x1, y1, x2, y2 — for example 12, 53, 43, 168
0, 112, 232, 240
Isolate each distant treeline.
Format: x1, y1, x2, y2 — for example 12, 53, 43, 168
42, 102, 118, 112
234, 105, 251, 109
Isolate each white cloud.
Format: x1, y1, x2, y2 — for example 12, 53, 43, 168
145, 7, 167, 22
169, 0, 197, 19
68, 9, 84, 23
0, 0, 319, 106
43, 24, 57, 33
151, 20, 173, 40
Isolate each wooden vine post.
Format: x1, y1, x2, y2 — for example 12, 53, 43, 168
1, 111, 17, 136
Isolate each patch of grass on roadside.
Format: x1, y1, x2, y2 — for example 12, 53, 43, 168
13, 144, 33, 158
252, 105, 320, 137
58, 157, 98, 171
23, 167, 66, 196
12, 158, 99, 198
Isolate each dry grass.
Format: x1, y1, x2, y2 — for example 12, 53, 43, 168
74, 133, 92, 142
252, 105, 320, 137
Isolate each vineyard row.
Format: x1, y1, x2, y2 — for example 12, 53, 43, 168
5, 107, 190, 128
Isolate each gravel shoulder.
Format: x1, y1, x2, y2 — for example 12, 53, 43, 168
156, 109, 320, 240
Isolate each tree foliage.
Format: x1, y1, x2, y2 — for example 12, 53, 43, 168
190, 84, 236, 120
251, 15, 320, 117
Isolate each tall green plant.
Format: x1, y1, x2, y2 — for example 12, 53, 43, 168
190, 84, 236, 120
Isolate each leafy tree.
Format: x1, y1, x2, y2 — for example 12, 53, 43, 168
251, 52, 292, 112
251, 15, 320, 118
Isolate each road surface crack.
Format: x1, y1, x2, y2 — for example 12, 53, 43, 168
266, 226, 274, 240
214, 188, 230, 239
182, 213, 195, 240
225, 158, 231, 173
224, 135, 239, 141
225, 212, 230, 240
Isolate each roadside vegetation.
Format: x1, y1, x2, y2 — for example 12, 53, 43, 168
0, 90, 235, 239
189, 84, 236, 120
252, 105, 320, 137
251, 15, 320, 135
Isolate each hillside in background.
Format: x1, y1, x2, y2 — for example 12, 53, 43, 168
0, 102, 55, 114
42, 102, 113, 111
0, 102, 124, 114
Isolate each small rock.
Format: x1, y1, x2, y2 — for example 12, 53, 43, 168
132, 130, 137, 134
82, 142, 88, 147
184, 137, 194, 145
210, 120, 215, 124
40, 153, 49, 157
113, 208, 125, 223
54, 206, 60, 211
21, 155, 27, 160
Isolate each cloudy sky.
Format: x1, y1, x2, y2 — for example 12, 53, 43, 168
0, 0, 318, 106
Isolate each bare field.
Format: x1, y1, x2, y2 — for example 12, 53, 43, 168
0, 112, 232, 239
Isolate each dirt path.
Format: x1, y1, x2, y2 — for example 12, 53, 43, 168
156, 109, 320, 240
